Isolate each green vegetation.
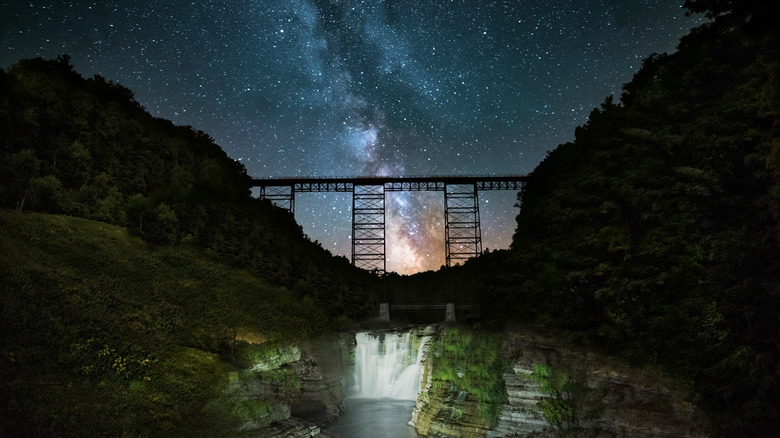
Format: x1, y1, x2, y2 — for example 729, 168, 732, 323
429, 328, 507, 427
0, 53, 378, 437
2, 2, 779, 436
527, 365, 575, 430
0, 55, 377, 321
0, 210, 334, 436
453, 5, 779, 436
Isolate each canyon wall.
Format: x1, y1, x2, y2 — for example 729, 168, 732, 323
412, 327, 707, 438
227, 326, 706, 437
226, 333, 355, 437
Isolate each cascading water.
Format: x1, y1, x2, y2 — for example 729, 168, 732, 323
352, 331, 431, 400
325, 331, 429, 437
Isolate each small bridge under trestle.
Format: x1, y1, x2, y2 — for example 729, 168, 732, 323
379, 303, 478, 323
252, 175, 527, 273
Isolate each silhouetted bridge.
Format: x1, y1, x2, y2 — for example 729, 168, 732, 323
379, 303, 479, 322
251, 175, 527, 273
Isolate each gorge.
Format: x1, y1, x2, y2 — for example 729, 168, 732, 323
231, 325, 705, 438
2, 3, 779, 435
324, 330, 432, 437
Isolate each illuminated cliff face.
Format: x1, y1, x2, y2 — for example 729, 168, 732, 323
410, 329, 706, 438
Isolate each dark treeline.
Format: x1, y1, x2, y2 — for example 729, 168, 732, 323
2, 0, 779, 436
0, 53, 378, 437
428, 2, 779, 435
0, 55, 377, 322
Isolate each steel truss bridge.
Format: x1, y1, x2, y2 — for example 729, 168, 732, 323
251, 175, 527, 274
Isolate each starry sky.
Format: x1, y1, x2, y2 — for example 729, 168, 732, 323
1, 0, 705, 274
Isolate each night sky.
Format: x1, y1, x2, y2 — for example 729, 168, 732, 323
1, 1, 704, 274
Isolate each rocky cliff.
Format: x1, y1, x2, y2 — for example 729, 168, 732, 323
410, 327, 499, 437
227, 326, 706, 437
411, 328, 707, 438
226, 333, 355, 437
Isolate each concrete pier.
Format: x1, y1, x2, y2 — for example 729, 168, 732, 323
379, 303, 390, 322
445, 303, 456, 322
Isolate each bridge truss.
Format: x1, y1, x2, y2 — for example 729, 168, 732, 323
252, 175, 527, 273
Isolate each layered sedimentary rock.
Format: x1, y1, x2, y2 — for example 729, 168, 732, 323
227, 333, 354, 437
490, 330, 706, 438
291, 334, 355, 425
410, 342, 493, 437
412, 328, 706, 438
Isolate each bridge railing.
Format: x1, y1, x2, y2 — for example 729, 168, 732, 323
251, 175, 527, 194
252, 175, 527, 272
251, 174, 528, 182
388, 304, 478, 310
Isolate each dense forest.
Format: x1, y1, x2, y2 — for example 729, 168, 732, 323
0, 53, 376, 436
2, 0, 779, 436
444, 1, 779, 435
377, 1, 780, 435
0, 54, 378, 320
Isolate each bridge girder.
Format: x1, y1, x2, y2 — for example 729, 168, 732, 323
252, 175, 526, 272
444, 183, 482, 267
352, 185, 386, 274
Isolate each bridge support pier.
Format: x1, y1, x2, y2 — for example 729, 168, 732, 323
352, 185, 386, 274
259, 185, 295, 213
445, 303, 456, 322
379, 303, 390, 322
444, 183, 482, 267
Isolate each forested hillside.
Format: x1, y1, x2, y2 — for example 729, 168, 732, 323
468, 2, 780, 435
0, 211, 340, 436
0, 54, 379, 436
3, 0, 780, 436
0, 56, 377, 321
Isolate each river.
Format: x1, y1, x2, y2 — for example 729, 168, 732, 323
323, 399, 421, 437
324, 331, 428, 437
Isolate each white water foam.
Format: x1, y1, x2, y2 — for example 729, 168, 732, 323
353, 332, 431, 400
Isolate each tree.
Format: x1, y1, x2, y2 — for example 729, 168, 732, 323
125, 193, 151, 233
684, 0, 780, 20
144, 203, 179, 244
27, 175, 71, 213
0, 149, 40, 212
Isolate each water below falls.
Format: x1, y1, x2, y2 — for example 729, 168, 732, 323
324, 399, 421, 438
325, 331, 429, 437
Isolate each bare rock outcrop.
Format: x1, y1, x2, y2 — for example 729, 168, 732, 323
227, 332, 354, 437
411, 328, 706, 438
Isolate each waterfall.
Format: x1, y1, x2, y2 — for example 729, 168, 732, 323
353, 332, 431, 400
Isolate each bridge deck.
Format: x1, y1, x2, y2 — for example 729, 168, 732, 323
251, 175, 527, 272
389, 304, 478, 310
251, 175, 527, 192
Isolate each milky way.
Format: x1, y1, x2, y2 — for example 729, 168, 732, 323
1, 1, 705, 273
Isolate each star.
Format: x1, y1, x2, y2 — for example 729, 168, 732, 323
0, 0, 705, 273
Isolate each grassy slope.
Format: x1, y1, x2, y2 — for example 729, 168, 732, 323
0, 210, 327, 437
0, 56, 377, 324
